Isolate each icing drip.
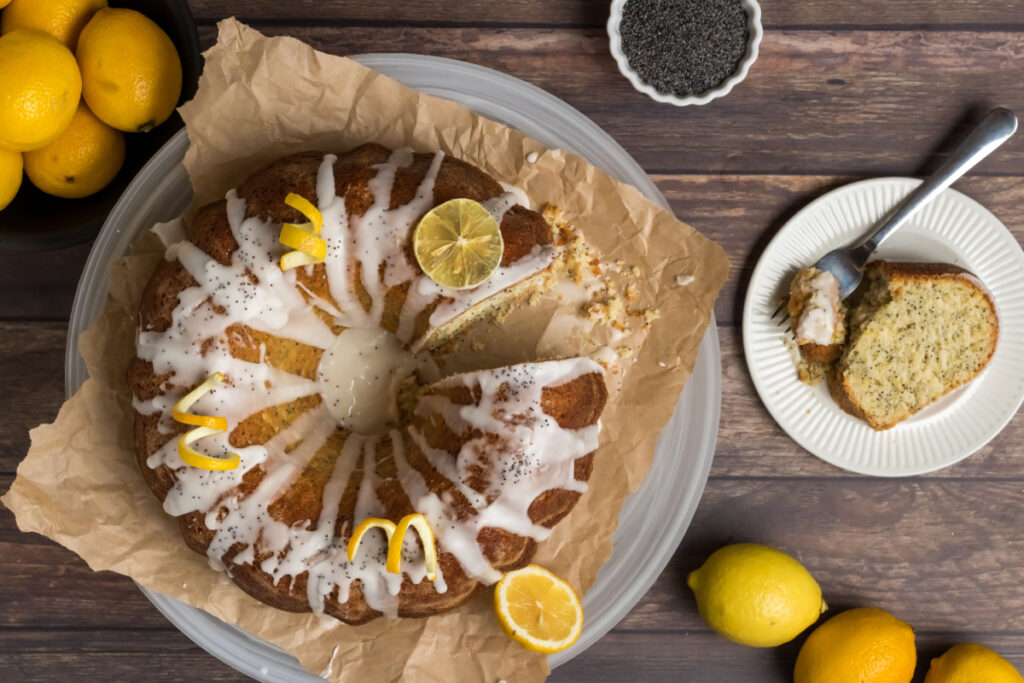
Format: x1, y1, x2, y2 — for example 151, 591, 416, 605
407, 358, 602, 583
135, 148, 601, 617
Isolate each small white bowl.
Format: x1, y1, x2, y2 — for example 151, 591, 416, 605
608, 0, 762, 106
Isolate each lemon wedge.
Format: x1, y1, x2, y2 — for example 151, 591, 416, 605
386, 513, 438, 581
494, 564, 583, 653
172, 372, 239, 471
413, 198, 504, 289
347, 518, 397, 562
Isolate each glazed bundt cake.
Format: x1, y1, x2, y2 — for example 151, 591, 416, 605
128, 143, 609, 624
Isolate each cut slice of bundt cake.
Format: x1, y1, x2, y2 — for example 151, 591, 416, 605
128, 143, 611, 624
788, 266, 846, 363
828, 261, 998, 430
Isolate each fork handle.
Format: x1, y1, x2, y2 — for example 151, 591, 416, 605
863, 108, 1018, 252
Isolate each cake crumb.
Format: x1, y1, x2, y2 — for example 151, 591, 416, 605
470, 341, 485, 352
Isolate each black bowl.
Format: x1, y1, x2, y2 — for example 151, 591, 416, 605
0, 0, 201, 251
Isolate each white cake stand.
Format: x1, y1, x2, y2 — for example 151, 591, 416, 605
66, 54, 721, 680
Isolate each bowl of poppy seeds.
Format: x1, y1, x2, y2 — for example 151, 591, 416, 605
608, 0, 762, 106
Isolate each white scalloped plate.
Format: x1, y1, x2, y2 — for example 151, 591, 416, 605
743, 177, 1024, 476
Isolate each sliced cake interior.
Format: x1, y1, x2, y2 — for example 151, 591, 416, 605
828, 261, 998, 430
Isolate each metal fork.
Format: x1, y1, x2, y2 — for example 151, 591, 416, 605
773, 107, 1019, 325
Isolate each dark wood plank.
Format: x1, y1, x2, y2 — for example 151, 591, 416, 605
0, 323, 67, 475
652, 174, 1024, 326
617, 479, 1024, 634
189, 26, 1024, 176
551, 631, 1024, 682
5, 476, 1024, 636
187, 0, 1024, 28
0, 516, 172, 629
3, 627, 1022, 682
0, 241, 92, 320
0, 629, 247, 681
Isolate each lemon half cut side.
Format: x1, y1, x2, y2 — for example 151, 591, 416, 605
413, 198, 504, 290
494, 564, 583, 654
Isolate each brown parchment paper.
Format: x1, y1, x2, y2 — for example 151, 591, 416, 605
2, 19, 729, 683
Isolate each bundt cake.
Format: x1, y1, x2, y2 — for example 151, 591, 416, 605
127, 143, 609, 624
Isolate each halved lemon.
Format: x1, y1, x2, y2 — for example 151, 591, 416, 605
494, 564, 583, 653
413, 198, 504, 290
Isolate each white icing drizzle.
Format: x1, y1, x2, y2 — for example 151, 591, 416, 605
134, 148, 603, 617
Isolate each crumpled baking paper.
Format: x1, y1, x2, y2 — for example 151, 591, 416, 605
2, 18, 729, 683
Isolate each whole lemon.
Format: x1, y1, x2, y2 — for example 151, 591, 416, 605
0, 29, 81, 151
76, 7, 182, 132
0, 148, 23, 210
24, 101, 124, 198
925, 643, 1024, 683
794, 607, 916, 683
0, 0, 13, 9
686, 543, 827, 647
0, 0, 107, 48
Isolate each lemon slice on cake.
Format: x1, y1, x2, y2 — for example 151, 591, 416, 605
413, 198, 504, 290
494, 564, 583, 653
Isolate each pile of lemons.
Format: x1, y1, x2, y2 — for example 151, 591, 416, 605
0, 0, 182, 209
689, 543, 1023, 682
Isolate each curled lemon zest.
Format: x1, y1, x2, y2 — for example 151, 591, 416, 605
347, 518, 397, 562
387, 513, 438, 581
280, 222, 327, 260
280, 192, 326, 271
172, 372, 239, 471
285, 192, 323, 233
347, 514, 438, 580
280, 250, 322, 271
178, 427, 240, 471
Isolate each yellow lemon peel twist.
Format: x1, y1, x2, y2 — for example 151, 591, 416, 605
172, 372, 239, 471
347, 514, 438, 581
279, 192, 326, 271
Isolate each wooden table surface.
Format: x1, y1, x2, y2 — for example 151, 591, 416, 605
4, 1, 1024, 680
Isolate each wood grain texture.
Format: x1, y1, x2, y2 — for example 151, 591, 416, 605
190, 26, 1024, 176
5, 629, 1023, 683
187, 0, 1024, 28
3, 2, 1024, 680
0, 323, 67, 475
0, 242, 93, 320
5, 475, 1024, 678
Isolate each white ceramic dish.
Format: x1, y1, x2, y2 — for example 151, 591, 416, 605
743, 177, 1024, 476
607, 0, 762, 106
66, 54, 722, 680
